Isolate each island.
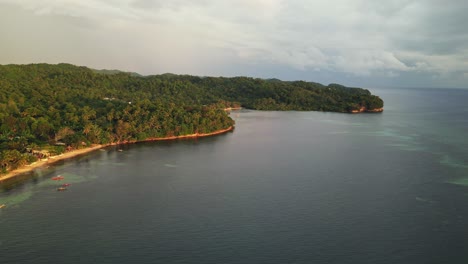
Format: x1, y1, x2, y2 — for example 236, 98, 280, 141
0, 63, 383, 178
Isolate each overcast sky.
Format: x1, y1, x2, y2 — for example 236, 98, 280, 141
1, 0, 467, 88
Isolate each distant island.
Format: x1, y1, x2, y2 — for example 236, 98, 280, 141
0, 63, 383, 176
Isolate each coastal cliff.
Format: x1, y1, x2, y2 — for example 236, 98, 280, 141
351, 106, 384, 113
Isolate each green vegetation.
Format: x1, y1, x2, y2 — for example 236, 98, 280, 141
0, 63, 383, 172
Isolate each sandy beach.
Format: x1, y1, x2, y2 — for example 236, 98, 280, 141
0, 126, 234, 183
0, 144, 105, 183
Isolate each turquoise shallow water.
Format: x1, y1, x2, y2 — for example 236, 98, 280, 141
1, 88, 468, 264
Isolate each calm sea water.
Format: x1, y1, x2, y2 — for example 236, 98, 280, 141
1, 88, 468, 264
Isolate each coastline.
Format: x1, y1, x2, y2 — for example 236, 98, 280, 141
224, 107, 242, 111
0, 144, 105, 183
0, 126, 234, 183
350, 107, 384, 113
139, 126, 234, 142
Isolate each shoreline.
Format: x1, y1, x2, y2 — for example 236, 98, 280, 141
350, 107, 384, 113
122, 126, 234, 143
0, 126, 234, 183
224, 107, 242, 111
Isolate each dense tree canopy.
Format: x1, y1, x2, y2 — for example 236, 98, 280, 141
0, 63, 383, 172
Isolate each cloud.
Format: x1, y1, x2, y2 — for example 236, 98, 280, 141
0, 0, 133, 19
0, 0, 467, 87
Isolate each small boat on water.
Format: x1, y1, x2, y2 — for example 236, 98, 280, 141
0, 204, 6, 209
117, 149, 123, 152
52, 175, 64, 181
61, 183, 71, 187
57, 187, 67, 191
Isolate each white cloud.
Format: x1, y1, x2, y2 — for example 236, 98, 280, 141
0, 0, 467, 86
1, 0, 132, 18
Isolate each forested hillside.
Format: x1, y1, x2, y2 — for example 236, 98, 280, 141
0, 63, 383, 172
156, 74, 383, 112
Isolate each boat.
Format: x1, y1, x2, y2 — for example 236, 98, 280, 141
61, 183, 71, 187
57, 187, 67, 191
51, 175, 64, 181
0, 204, 5, 209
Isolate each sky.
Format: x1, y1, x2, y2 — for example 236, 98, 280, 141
0, 0, 467, 88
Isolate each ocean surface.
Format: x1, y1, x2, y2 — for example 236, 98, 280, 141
1, 87, 468, 264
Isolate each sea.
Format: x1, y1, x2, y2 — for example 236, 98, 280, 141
1, 87, 468, 264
